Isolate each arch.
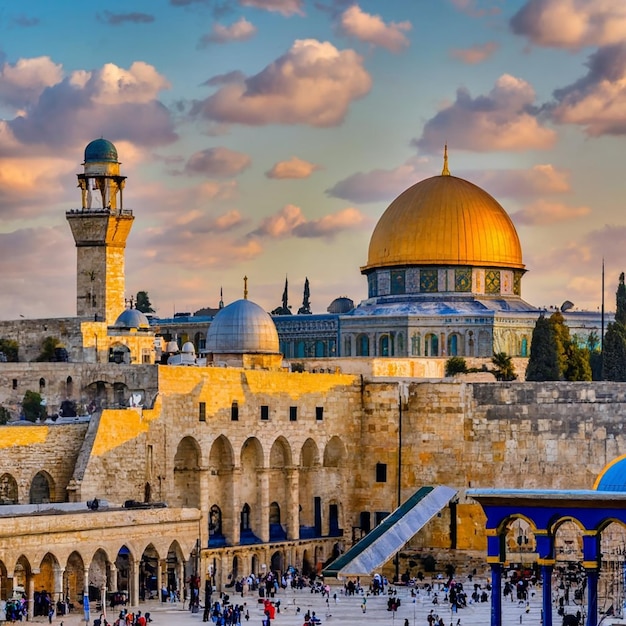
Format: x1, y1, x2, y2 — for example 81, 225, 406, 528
447, 333, 461, 357
323, 437, 345, 468
356, 334, 369, 357
240, 438, 264, 543
269, 437, 292, 468
65, 551, 85, 607
477, 330, 491, 357
520, 336, 528, 357
173, 436, 201, 508
295, 341, 305, 358
379, 335, 390, 357
241, 437, 264, 469
269, 501, 286, 541
397, 332, 404, 355
411, 332, 421, 356
0, 473, 18, 505
66, 376, 74, 397
209, 435, 235, 471
30, 470, 55, 504
109, 343, 131, 365
315, 341, 326, 358
240, 503, 251, 532
39, 377, 46, 390
270, 551, 284, 575
139, 544, 160, 603
209, 504, 224, 545
300, 439, 320, 468
343, 336, 352, 357
33, 552, 60, 616
424, 333, 438, 357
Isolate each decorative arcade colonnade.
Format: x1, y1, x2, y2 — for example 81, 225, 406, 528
468, 489, 626, 626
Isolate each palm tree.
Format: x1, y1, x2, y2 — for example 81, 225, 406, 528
491, 352, 517, 381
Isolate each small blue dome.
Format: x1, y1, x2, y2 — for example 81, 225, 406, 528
206, 299, 279, 354
114, 308, 150, 329
327, 296, 355, 314
85, 138, 118, 163
595, 455, 626, 492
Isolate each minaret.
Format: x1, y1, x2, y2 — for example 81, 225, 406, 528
66, 138, 134, 323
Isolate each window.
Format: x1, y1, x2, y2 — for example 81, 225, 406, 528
289, 406, 297, 422
390, 270, 405, 295
12, 379, 17, 390
231, 401, 239, 421
315, 406, 324, 421
260, 405, 269, 421
375, 463, 387, 483
199, 402, 206, 422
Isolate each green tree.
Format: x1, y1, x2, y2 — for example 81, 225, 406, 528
0, 406, 10, 425
602, 322, 626, 381
549, 311, 570, 377
617, 272, 626, 326
0, 338, 18, 362
36, 336, 60, 362
22, 390, 46, 422
445, 356, 468, 377
136, 291, 155, 314
526, 314, 560, 381
491, 352, 517, 381
564, 344, 592, 381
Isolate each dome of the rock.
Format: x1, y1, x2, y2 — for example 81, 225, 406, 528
84, 138, 119, 164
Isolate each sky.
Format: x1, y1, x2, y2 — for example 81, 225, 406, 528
1, 0, 626, 319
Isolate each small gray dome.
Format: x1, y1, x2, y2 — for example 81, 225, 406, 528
206, 299, 279, 354
181, 341, 195, 354
166, 341, 179, 353
327, 296, 355, 314
114, 308, 150, 329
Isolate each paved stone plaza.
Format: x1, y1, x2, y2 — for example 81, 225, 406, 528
32, 580, 618, 626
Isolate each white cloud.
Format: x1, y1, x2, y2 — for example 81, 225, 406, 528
199, 17, 257, 46
183, 147, 252, 177
511, 0, 626, 49
192, 39, 372, 127
239, 0, 304, 16
450, 42, 499, 64
414, 74, 556, 152
0, 56, 63, 108
337, 5, 411, 53
266, 156, 320, 179
471, 164, 571, 198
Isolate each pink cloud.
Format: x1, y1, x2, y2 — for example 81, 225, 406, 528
337, 5, 411, 53
471, 164, 571, 198
183, 147, 251, 177
450, 41, 499, 64
414, 74, 556, 152
199, 17, 257, 46
327, 161, 428, 203
511, 199, 591, 225
511, 0, 626, 50
192, 39, 372, 127
450, 0, 501, 18
549, 44, 626, 136
239, 0, 304, 16
0, 56, 63, 108
266, 156, 320, 179
250, 204, 369, 239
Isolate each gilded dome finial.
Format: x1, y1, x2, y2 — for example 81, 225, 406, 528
244, 275, 248, 300
442, 143, 450, 176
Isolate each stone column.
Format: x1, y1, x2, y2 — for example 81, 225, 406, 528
109, 565, 118, 593
489, 561, 502, 626
286, 468, 300, 540
27, 573, 37, 621
230, 469, 242, 546
177, 560, 185, 599
55, 567, 65, 603
130, 560, 140, 609
157, 560, 164, 601
258, 469, 270, 543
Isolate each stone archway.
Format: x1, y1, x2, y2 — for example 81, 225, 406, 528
173, 437, 201, 508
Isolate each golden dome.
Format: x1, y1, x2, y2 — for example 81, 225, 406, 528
363, 174, 524, 272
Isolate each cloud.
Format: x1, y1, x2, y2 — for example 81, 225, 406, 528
449, 0, 501, 18
13, 15, 40, 27
413, 74, 557, 152
336, 5, 411, 53
6, 60, 177, 150
327, 161, 427, 203
0, 56, 63, 109
98, 11, 155, 25
183, 147, 251, 177
266, 156, 320, 179
511, 0, 626, 49
250, 204, 369, 238
471, 164, 571, 198
199, 17, 257, 46
239, 0, 304, 16
548, 44, 626, 136
191, 39, 372, 127
511, 199, 591, 225
450, 41, 499, 64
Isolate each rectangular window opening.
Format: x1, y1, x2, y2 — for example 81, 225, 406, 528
199, 402, 206, 422
289, 406, 297, 421
375, 462, 387, 483
315, 406, 324, 421
260, 405, 269, 421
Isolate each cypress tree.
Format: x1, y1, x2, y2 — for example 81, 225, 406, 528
526, 314, 560, 381
602, 322, 626, 381
617, 272, 626, 327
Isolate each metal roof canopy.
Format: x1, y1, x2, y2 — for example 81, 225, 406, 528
322, 485, 457, 578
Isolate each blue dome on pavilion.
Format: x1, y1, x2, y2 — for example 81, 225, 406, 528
85, 138, 118, 163
114, 308, 150, 329
595, 455, 626, 492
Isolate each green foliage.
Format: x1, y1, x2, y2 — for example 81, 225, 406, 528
0, 406, 11, 425
526, 314, 560, 381
549, 311, 570, 377
564, 344, 592, 381
22, 390, 46, 422
136, 291, 155, 314
602, 322, 626, 381
0, 338, 18, 362
35, 336, 61, 362
445, 357, 468, 377
617, 272, 626, 327
590, 350, 603, 381
491, 352, 517, 381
